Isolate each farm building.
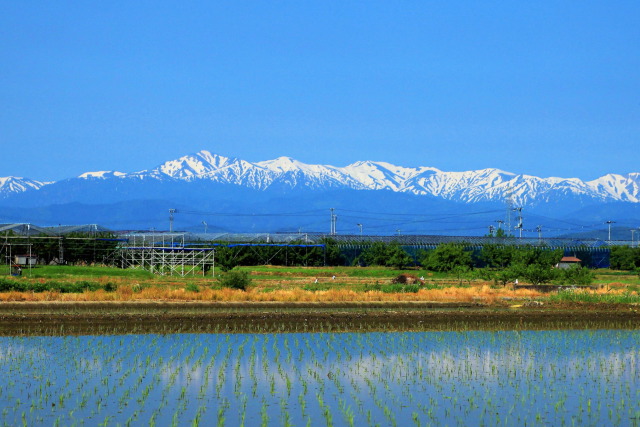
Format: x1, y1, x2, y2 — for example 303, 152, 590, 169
14, 254, 37, 266
556, 256, 582, 269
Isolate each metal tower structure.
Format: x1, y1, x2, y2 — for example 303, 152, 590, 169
119, 233, 215, 277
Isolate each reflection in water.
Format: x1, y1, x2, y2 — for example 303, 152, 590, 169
0, 330, 639, 426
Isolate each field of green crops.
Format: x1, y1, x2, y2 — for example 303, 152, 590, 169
1, 329, 639, 426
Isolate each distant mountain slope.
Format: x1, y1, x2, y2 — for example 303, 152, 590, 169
1, 150, 639, 233
0, 176, 50, 198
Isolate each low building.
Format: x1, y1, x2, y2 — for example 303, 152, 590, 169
14, 254, 37, 267
556, 256, 581, 269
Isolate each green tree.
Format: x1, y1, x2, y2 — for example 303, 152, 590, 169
556, 265, 595, 286
215, 246, 246, 272
452, 265, 473, 286
513, 263, 557, 286
503, 247, 562, 286
420, 243, 473, 272
479, 244, 515, 269
386, 245, 413, 269
320, 238, 346, 266
492, 267, 520, 287
358, 242, 391, 266
511, 247, 563, 268
610, 246, 640, 270
355, 242, 413, 269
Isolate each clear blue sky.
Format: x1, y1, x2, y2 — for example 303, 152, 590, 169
1, 1, 638, 181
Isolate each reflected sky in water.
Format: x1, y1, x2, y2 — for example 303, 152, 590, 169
1, 330, 639, 426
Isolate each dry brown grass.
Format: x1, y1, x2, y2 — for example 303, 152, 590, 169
0, 284, 544, 304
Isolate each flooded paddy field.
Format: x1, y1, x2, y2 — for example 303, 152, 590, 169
1, 328, 640, 426
1, 302, 639, 426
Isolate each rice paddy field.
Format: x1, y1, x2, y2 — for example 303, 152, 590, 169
1, 265, 640, 425
1, 329, 639, 426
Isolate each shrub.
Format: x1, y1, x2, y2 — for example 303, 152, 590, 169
185, 283, 200, 293
0, 278, 112, 293
218, 271, 252, 291
555, 265, 595, 286
399, 284, 421, 293
0, 278, 25, 292
70, 280, 103, 292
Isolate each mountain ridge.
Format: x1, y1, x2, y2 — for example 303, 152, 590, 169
2, 150, 638, 206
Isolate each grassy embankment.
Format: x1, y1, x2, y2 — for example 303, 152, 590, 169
0, 264, 639, 305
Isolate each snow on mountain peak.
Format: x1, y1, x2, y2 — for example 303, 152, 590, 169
155, 151, 235, 178
3, 150, 640, 206
79, 171, 126, 179
256, 156, 308, 172
141, 152, 640, 204
0, 176, 50, 198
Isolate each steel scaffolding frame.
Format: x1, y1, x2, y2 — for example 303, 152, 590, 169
120, 247, 215, 277
119, 234, 215, 276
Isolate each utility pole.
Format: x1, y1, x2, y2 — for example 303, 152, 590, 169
58, 237, 64, 265
357, 223, 363, 237
631, 229, 636, 247
488, 225, 495, 236
202, 221, 208, 234
330, 208, 337, 235
505, 185, 514, 234
536, 225, 543, 242
169, 209, 176, 232
513, 207, 523, 238
606, 220, 616, 244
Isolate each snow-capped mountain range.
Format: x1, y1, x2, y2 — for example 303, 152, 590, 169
1, 150, 639, 206
0, 176, 51, 198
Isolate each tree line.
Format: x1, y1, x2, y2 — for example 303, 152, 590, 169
353, 242, 594, 286
6, 232, 637, 287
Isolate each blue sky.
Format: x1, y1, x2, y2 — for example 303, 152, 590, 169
1, 1, 638, 181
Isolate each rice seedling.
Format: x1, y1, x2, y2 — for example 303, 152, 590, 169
0, 327, 639, 425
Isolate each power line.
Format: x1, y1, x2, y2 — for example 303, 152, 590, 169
179, 209, 325, 218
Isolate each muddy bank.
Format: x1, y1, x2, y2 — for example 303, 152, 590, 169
0, 301, 639, 335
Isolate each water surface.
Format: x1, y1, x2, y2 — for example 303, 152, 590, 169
1, 330, 639, 425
